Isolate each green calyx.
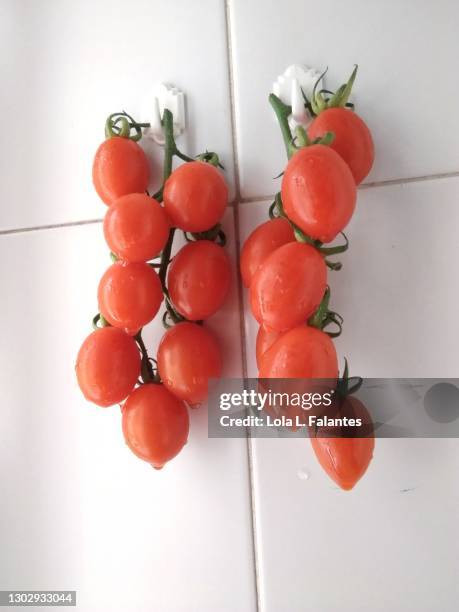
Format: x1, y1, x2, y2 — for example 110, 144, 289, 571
308, 65, 358, 116
104, 111, 150, 141
196, 151, 224, 169
308, 287, 344, 339
183, 223, 226, 247
335, 358, 363, 398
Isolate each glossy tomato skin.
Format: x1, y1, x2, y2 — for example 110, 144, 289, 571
308, 108, 374, 185
163, 161, 228, 232
250, 242, 327, 332
157, 322, 222, 406
259, 325, 338, 379
168, 240, 231, 320
98, 262, 163, 333
281, 144, 356, 243
240, 218, 295, 288
92, 137, 149, 206
310, 396, 375, 490
256, 326, 283, 369
103, 194, 169, 263
75, 327, 140, 407
122, 384, 189, 469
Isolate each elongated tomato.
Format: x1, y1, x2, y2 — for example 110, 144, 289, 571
310, 396, 375, 490
103, 193, 169, 262
240, 217, 295, 287
92, 137, 149, 205
122, 384, 189, 469
75, 327, 140, 407
98, 262, 163, 333
281, 144, 356, 243
250, 242, 326, 332
259, 325, 338, 379
163, 161, 228, 232
168, 240, 231, 320
308, 108, 374, 185
157, 322, 222, 405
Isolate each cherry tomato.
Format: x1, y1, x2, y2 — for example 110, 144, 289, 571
103, 194, 169, 263
240, 218, 295, 288
310, 396, 375, 490
256, 325, 283, 369
163, 161, 228, 232
168, 240, 231, 320
157, 322, 222, 406
75, 327, 140, 407
122, 383, 189, 468
308, 108, 374, 185
250, 242, 327, 332
92, 136, 150, 206
98, 262, 163, 333
259, 326, 338, 379
281, 144, 356, 243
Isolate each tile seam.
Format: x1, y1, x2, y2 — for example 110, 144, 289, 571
0, 218, 102, 236
236, 170, 459, 205
224, 2, 261, 611
2, 170, 458, 236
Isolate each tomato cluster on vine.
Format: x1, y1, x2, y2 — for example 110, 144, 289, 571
76, 110, 230, 469
241, 67, 375, 490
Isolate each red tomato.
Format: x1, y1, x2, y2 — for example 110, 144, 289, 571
240, 218, 295, 288
92, 137, 149, 205
168, 240, 231, 320
98, 262, 163, 333
75, 327, 140, 407
250, 242, 327, 332
281, 144, 356, 243
163, 161, 228, 232
122, 384, 189, 469
259, 326, 338, 379
310, 396, 375, 490
256, 326, 283, 369
157, 322, 222, 406
103, 194, 169, 262
308, 108, 374, 185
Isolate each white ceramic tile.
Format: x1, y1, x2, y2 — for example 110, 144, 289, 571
229, 0, 459, 198
0, 210, 256, 612
239, 178, 459, 611
0, 0, 234, 231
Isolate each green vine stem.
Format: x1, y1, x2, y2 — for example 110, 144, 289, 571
135, 331, 159, 384
268, 94, 296, 159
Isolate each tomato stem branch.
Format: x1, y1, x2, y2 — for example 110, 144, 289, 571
135, 331, 156, 383
269, 94, 296, 159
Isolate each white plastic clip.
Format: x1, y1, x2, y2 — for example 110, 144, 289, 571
272, 64, 323, 129
142, 83, 186, 145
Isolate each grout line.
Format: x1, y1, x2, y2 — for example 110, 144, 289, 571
0, 218, 102, 236
235, 170, 459, 206
224, 0, 242, 202
234, 201, 261, 612
2, 169, 458, 237
224, 2, 260, 610
358, 170, 459, 189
